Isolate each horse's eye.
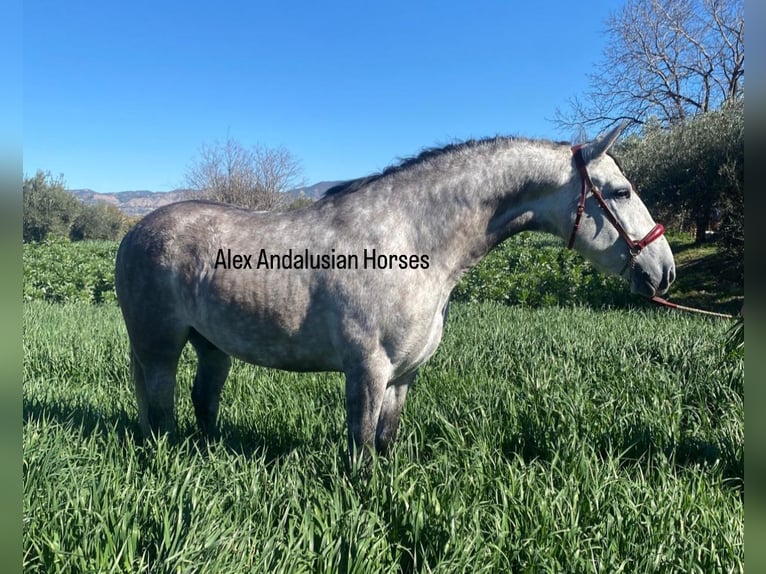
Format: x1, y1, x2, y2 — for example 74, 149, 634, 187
614, 188, 631, 199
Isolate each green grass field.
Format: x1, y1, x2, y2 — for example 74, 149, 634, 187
23, 301, 743, 573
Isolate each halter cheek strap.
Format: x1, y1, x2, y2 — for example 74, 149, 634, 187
567, 145, 665, 258
566, 147, 591, 249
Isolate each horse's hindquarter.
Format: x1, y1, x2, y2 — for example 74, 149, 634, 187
171, 207, 343, 371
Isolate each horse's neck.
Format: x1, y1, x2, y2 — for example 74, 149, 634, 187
410, 144, 571, 283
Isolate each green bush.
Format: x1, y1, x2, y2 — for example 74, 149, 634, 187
24, 171, 130, 243
452, 232, 637, 308
23, 239, 118, 304
23, 171, 82, 243
69, 203, 128, 241
616, 99, 743, 276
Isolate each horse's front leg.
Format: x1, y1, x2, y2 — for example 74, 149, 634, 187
375, 370, 417, 455
343, 361, 390, 460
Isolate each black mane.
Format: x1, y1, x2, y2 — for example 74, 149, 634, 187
323, 136, 550, 198
323, 176, 379, 197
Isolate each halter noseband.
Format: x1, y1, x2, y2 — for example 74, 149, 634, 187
567, 145, 665, 271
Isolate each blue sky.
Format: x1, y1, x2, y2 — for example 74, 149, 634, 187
23, 1, 618, 193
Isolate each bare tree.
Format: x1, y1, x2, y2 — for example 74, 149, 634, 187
555, 0, 744, 132
185, 137, 303, 210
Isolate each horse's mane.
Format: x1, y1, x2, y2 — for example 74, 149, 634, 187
324, 136, 566, 198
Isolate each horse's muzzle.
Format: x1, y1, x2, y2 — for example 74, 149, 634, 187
631, 264, 675, 297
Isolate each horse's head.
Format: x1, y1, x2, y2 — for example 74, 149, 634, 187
564, 123, 675, 297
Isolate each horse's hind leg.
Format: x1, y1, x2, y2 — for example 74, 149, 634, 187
130, 348, 151, 436
129, 329, 188, 437
189, 330, 231, 436
131, 357, 182, 437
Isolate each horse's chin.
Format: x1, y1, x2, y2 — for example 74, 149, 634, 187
629, 270, 667, 298
630, 281, 657, 298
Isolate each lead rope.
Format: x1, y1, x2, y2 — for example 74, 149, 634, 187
649, 295, 737, 319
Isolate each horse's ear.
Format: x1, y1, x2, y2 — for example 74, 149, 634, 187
580, 121, 628, 163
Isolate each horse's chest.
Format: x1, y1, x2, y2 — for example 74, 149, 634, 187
387, 301, 450, 377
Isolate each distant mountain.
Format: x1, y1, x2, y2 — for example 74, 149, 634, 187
288, 180, 345, 199
67, 180, 345, 217
68, 189, 194, 217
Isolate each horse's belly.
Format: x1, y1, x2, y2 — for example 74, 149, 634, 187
192, 311, 342, 372
231, 336, 342, 372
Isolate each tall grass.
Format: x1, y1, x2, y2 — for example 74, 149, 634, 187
24, 302, 743, 573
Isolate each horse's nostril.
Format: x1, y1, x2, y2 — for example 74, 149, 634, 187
657, 266, 675, 294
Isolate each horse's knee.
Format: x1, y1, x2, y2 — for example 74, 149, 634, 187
127, 327, 187, 437
130, 354, 174, 437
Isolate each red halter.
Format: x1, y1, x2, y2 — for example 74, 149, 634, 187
567, 145, 665, 266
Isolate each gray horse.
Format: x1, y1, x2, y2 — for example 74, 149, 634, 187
115, 123, 675, 456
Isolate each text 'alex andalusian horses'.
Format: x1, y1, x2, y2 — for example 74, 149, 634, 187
115, 123, 675, 456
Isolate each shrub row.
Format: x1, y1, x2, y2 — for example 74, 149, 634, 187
23, 239, 119, 304
451, 232, 639, 308
23, 171, 133, 243
23, 234, 642, 308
